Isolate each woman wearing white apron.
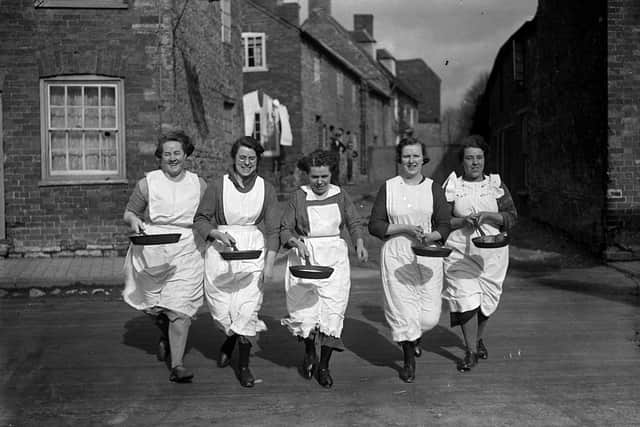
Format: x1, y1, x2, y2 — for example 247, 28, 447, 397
281, 150, 368, 389
123, 130, 206, 383
194, 137, 279, 388
442, 135, 517, 372
368, 137, 451, 383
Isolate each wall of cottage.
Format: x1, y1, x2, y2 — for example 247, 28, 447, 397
526, 0, 607, 251
0, 0, 242, 257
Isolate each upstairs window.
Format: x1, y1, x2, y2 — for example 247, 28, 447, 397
40, 76, 126, 185
336, 71, 344, 98
242, 33, 267, 71
221, 0, 231, 43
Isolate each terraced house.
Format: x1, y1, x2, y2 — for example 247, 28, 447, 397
0, 0, 243, 257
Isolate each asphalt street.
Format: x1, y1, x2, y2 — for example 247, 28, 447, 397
1, 253, 640, 426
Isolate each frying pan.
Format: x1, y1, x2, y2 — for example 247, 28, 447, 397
219, 242, 262, 261
471, 223, 509, 248
289, 255, 334, 279
412, 243, 452, 257
129, 232, 181, 246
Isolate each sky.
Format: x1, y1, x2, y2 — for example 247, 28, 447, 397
289, 0, 538, 111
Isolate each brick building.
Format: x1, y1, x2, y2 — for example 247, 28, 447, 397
476, 0, 617, 257
0, 0, 243, 257
241, 0, 429, 188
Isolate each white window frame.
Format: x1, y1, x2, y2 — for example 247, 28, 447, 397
39, 75, 126, 185
242, 32, 267, 72
221, 0, 231, 43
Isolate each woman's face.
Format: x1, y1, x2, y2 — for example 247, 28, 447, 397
399, 144, 424, 178
462, 147, 485, 181
308, 165, 331, 195
160, 140, 186, 178
234, 146, 258, 178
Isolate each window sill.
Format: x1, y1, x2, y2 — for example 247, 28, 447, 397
39, 178, 129, 187
35, 0, 128, 8
243, 67, 269, 73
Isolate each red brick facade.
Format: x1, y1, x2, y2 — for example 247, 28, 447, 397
0, 0, 243, 257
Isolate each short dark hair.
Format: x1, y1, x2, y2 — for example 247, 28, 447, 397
297, 150, 333, 174
230, 136, 264, 161
155, 130, 195, 158
395, 137, 430, 164
458, 134, 489, 162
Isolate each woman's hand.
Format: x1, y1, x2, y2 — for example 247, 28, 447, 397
472, 211, 503, 227
288, 237, 310, 260
209, 230, 237, 248
124, 211, 145, 234
355, 238, 368, 263
421, 231, 443, 244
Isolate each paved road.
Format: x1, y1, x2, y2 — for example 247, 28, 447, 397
1, 258, 640, 426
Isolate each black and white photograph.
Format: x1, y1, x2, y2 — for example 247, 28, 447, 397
1, 0, 636, 425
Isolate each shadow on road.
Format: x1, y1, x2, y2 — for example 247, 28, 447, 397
255, 315, 303, 369
534, 277, 640, 307
342, 316, 402, 374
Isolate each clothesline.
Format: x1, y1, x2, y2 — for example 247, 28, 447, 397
243, 90, 293, 151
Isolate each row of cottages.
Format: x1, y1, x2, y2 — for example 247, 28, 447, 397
0, 0, 244, 257
240, 0, 437, 189
475, 0, 631, 259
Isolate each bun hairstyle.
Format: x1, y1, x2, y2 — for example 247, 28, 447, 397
230, 136, 264, 161
395, 136, 430, 164
155, 130, 195, 158
458, 134, 489, 162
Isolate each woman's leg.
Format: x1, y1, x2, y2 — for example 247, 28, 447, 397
457, 314, 478, 372
302, 336, 317, 380
166, 311, 194, 382
476, 311, 489, 359
317, 345, 334, 388
154, 312, 170, 362
399, 341, 416, 383
218, 333, 238, 368
238, 336, 254, 387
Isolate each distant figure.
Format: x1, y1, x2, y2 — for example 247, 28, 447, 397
345, 131, 358, 184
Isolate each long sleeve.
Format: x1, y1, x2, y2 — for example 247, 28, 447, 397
280, 190, 302, 248
125, 178, 148, 218
262, 182, 281, 251
431, 181, 452, 242
193, 179, 222, 240
368, 183, 389, 240
342, 190, 365, 244
497, 183, 518, 231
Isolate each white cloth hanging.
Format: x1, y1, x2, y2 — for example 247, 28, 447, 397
278, 105, 293, 146
243, 91, 260, 137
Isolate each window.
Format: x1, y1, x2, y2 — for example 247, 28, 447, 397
313, 55, 321, 82
223, 101, 234, 142
40, 76, 126, 185
251, 112, 261, 141
512, 39, 525, 86
34, 0, 128, 8
221, 0, 231, 43
242, 33, 267, 71
336, 71, 343, 98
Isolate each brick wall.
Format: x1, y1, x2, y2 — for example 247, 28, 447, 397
527, 0, 607, 250
606, 0, 640, 259
0, 0, 242, 257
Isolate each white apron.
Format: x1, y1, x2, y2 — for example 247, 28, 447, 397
203, 174, 267, 337
442, 173, 509, 316
123, 170, 204, 317
282, 185, 351, 339
380, 176, 443, 343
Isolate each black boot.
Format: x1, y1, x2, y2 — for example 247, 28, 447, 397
238, 340, 254, 387
218, 334, 237, 368
399, 341, 416, 383
301, 337, 317, 380
477, 339, 488, 360
457, 350, 478, 372
317, 345, 333, 388
414, 338, 422, 358
155, 313, 170, 362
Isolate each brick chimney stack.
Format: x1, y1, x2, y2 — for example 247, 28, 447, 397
354, 14, 374, 37
309, 0, 331, 16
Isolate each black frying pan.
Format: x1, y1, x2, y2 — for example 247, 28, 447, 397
219, 242, 262, 261
412, 243, 452, 257
289, 255, 334, 279
471, 223, 509, 248
129, 233, 181, 246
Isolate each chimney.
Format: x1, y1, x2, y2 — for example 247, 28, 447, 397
309, 0, 331, 16
354, 14, 374, 37
277, 2, 300, 26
